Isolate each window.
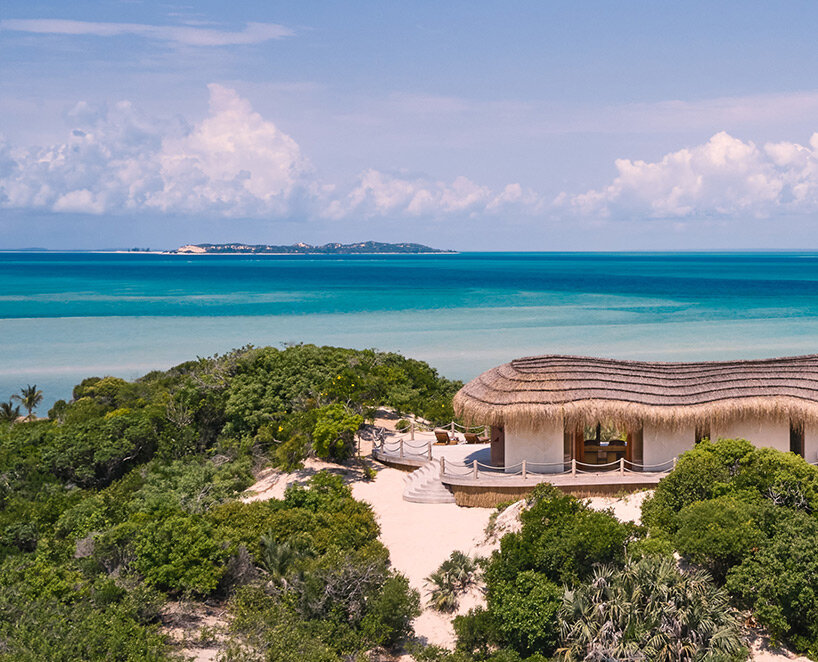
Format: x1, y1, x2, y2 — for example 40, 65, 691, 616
695, 423, 710, 444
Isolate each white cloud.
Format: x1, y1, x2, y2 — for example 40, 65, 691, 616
0, 85, 314, 217
558, 131, 818, 219
0, 85, 534, 222
325, 169, 540, 219
0, 19, 293, 46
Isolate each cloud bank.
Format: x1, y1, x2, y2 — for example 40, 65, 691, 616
0, 85, 314, 217
0, 85, 536, 222
558, 131, 818, 219
6, 85, 818, 226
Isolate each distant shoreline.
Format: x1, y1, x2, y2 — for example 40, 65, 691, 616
165, 241, 456, 255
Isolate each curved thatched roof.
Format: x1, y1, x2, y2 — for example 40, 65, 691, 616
454, 354, 818, 429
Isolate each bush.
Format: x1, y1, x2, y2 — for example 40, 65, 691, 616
486, 484, 636, 586
453, 607, 500, 659
726, 510, 818, 656
488, 570, 562, 657
641, 438, 754, 533
360, 573, 421, 649
311, 404, 363, 461
395, 418, 411, 432
274, 433, 310, 471
97, 513, 228, 595
674, 495, 766, 581
642, 438, 818, 534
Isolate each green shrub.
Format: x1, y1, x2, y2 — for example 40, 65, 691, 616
97, 513, 228, 595
726, 510, 818, 656
641, 438, 753, 533
488, 570, 562, 657
453, 607, 500, 659
274, 433, 311, 471
674, 495, 766, 581
486, 485, 636, 586
626, 535, 676, 560
642, 438, 818, 534
311, 404, 363, 461
359, 573, 421, 649
222, 585, 338, 662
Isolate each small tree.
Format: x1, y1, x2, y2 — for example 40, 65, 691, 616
12, 384, 43, 422
426, 551, 479, 612
0, 399, 20, 424
311, 404, 363, 461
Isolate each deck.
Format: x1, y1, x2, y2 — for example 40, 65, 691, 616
372, 432, 669, 505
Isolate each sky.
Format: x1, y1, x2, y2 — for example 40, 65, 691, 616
3, 1, 818, 250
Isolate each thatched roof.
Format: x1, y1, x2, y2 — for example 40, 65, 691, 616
454, 354, 818, 429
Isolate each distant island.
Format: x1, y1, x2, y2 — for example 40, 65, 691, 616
167, 241, 455, 255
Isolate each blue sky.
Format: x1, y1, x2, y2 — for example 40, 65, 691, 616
3, 1, 818, 250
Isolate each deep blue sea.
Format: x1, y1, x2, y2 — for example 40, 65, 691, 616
4, 251, 818, 410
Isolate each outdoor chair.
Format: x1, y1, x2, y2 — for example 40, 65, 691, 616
434, 429, 455, 444
464, 432, 488, 444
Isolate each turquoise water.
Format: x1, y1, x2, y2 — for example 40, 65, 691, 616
3, 251, 818, 409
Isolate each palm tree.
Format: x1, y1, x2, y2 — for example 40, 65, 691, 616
426, 550, 479, 612
12, 385, 43, 422
558, 556, 747, 661
426, 569, 460, 612
259, 533, 313, 587
0, 400, 20, 424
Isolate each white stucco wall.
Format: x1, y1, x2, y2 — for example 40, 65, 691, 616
505, 422, 564, 473
803, 423, 818, 463
642, 424, 695, 468
711, 417, 789, 453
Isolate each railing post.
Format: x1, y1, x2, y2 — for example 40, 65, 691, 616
619, 457, 625, 476
522, 459, 527, 479
451, 421, 456, 437
672, 456, 677, 471
400, 439, 404, 458
411, 420, 415, 440
473, 459, 478, 479
428, 441, 432, 460
571, 458, 577, 476
440, 456, 445, 477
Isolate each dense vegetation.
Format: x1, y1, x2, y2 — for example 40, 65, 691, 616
4, 343, 818, 661
643, 438, 818, 658
419, 439, 818, 662
0, 344, 458, 660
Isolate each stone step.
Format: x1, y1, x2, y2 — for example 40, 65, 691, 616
402, 460, 456, 504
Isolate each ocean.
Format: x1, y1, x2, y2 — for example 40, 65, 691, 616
3, 251, 818, 410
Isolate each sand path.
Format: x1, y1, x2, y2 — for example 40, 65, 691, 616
351, 466, 494, 647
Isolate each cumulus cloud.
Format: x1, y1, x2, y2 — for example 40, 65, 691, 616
324, 169, 540, 219
0, 85, 539, 222
0, 85, 314, 217
0, 19, 293, 46
558, 131, 818, 219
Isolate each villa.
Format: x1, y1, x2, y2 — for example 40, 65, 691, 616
454, 354, 818, 472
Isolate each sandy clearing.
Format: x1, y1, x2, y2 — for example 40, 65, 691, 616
351, 466, 494, 647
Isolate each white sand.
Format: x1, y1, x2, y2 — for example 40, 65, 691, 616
584, 490, 651, 524
351, 466, 494, 647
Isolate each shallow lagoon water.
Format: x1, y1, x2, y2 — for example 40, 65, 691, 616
3, 251, 818, 409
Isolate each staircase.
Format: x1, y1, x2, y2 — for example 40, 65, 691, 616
403, 461, 456, 504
